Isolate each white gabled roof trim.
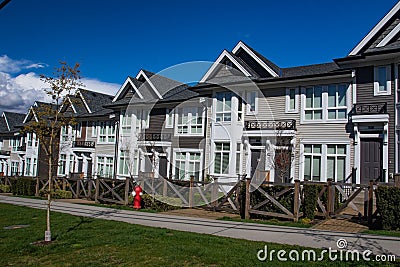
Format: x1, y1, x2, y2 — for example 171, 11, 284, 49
232, 41, 279, 77
136, 70, 163, 99
2, 113, 10, 131
349, 1, 400, 56
76, 90, 92, 114
377, 22, 400, 47
200, 50, 252, 83
112, 77, 143, 102
67, 96, 77, 114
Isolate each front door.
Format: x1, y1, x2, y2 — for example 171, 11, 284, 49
250, 149, 262, 179
158, 156, 168, 179
360, 138, 382, 183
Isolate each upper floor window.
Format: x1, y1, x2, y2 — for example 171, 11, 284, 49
374, 65, 391, 95
61, 126, 70, 142
10, 137, 21, 151
26, 133, 33, 147
305, 86, 323, 120
135, 110, 150, 131
165, 109, 174, 128
302, 84, 348, 122
121, 111, 132, 135
98, 121, 115, 143
176, 107, 203, 135
74, 122, 82, 138
216, 92, 232, 122
328, 84, 347, 120
91, 122, 98, 137
286, 88, 298, 113
246, 91, 258, 114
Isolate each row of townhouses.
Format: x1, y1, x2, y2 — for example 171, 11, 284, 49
1, 2, 399, 185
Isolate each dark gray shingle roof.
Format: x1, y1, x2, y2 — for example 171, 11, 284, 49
3, 112, 25, 132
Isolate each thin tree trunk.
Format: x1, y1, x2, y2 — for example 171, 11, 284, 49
45, 136, 53, 242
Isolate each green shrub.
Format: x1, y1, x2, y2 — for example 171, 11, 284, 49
141, 194, 182, 212
376, 186, 400, 230
10, 178, 36, 196
39, 189, 72, 199
302, 184, 319, 220
0, 184, 11, 193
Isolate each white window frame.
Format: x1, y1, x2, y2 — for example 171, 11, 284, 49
91, 122, 98, 137
172, 149, 203, 181
118, 150, 137, 176
301, 142, 350, 182
236, 142, 242, 174
303, 144, 322, 181
58, 154, 67, 175
374, 65, 391, 96
326, 144, 347, 182
175, 107, 204, 136
301, 84, 350, 124
285, 88, 298, 113
11, 161, 19, 176
215, 92, 233, 122
26, 133, 33, 147
327, 84, 348, 120
33, 158, 37, 176
121, 111, 132, 135
213, 142, 231, 175
25, 158, 32, 176
75, 122, 82, 138
165, 109, 174, 128
98, 121, 115, 144
246, 91, 258, 115
69, 155, 75, 173
304, 86, 323, 121
97, 155, 114, 178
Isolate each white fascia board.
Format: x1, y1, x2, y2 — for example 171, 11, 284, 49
352, 114, 389, 123
349, 2, 400, 56
112, 77, 143, 102
2, 113, 10, 131
232, 41, 279, 77
76, 90, 92, 113
67, 96, 77, 114
200, 50, 252, 83
136, 70, 163, 99
377, 22, 400, 47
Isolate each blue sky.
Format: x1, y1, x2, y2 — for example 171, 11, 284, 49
0, 0, 398, 113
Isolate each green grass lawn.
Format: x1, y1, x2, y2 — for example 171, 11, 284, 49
0, 203, 395, 266
362, 229, 400, 238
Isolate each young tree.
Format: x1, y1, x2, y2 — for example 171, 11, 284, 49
22, 61, 83, 242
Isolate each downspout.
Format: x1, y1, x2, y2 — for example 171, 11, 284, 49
113, 115, 120, 179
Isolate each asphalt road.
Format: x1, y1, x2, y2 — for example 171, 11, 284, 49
1, 195, 399, 259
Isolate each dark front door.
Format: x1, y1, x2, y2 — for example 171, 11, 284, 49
158, 156, 168, 179
78, 159, 83, 173
250, 149, 261, 179
360, 138, 382, 183
87, 160, 92, 177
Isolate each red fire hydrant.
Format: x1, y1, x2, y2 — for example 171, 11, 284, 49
132, 185, 143, 209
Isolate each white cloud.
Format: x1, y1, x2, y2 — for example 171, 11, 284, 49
82, 78, 120, 96
0, 55, 121, 114
0, 55, 47, 74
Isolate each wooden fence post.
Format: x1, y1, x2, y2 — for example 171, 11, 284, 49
75, 177, 81, 199
124, 177, 130, 206
189, 176, 194, 208
327, 179, 333, 218
88, 178, 93, 199
35, 177, 39, 197
211, 177, 218, 208
368, 180, 374, 225
95, 178, 100, 203
293, 179, 300, 222
245, 177, 251, 220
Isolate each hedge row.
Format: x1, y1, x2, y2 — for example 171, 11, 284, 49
376, 186, 400, 230
10, 178, 36, 196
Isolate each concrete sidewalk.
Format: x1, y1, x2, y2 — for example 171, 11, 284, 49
1, 195, 399, 258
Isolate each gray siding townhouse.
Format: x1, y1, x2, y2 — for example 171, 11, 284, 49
193, 41, 354, 184
335, 1, 400, 183
106, 70, 204, 181
56, 89, 115, 179
0, 111, 27, 176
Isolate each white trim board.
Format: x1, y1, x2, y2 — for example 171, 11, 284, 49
349, 2, 400, 56
200, 50, 252, 83
112, 77, 143, 102
232, 41, 279, 77
136, 70, 163, 99
76, 90, 92, 114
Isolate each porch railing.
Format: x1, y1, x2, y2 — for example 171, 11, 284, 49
352, 102, 387, 115
244, 120, 296, 131
137, 133, 172, 142
72, 141, 95, 148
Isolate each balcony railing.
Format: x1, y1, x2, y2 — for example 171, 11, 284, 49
0, 150, 10, 156
72, 141, 95, 148
352, 102, 387, 115
138, 133, 172, 142
244, 120, 296, 131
